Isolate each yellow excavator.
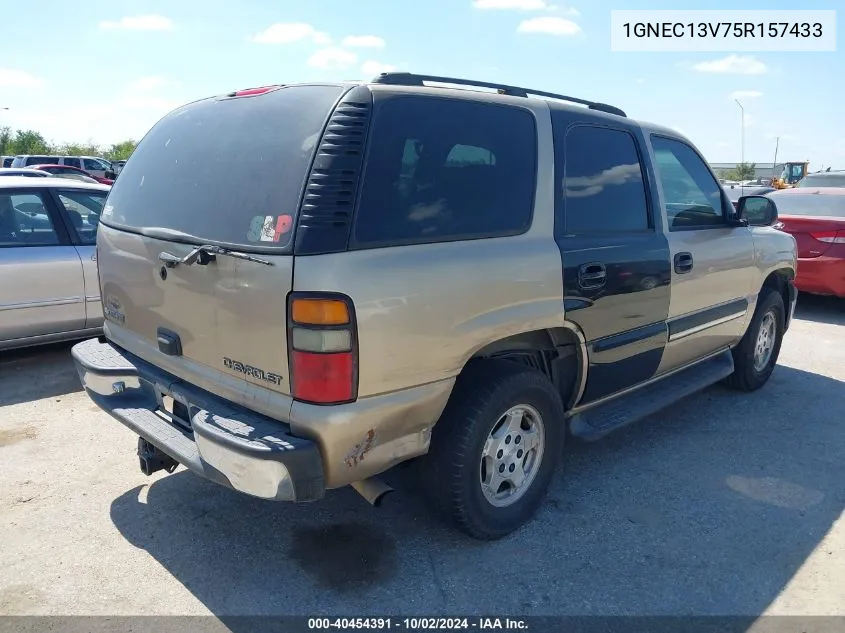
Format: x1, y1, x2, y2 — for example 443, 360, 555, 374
772, 161, 809, 189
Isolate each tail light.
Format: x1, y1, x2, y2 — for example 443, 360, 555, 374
287, 294, 357, 404
810, 230, 845, 244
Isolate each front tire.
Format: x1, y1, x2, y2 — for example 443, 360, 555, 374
724, 288, 785, 392
421, 360, 565, 540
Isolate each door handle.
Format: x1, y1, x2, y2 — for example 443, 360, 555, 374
578, 262, 607, 289
674, 252, 693, 274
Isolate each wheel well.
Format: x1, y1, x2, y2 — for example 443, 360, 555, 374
762, 268, 794, 324
469, 327, 584, 409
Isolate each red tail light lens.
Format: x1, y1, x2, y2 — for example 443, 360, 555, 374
810, 230, 845, 244
288, 294, 357, 405
291, 351, 354, 403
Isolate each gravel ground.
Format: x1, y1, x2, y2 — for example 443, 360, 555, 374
1, 294, 844, 619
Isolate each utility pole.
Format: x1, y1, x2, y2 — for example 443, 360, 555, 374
734, 99, 745, 176
772, 136, 779, 180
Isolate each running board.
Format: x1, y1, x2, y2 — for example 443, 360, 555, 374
568, 350, 735, 442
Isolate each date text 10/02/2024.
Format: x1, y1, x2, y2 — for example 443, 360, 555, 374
307, 618, 529, 630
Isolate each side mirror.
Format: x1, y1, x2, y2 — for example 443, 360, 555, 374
105, 170, 116, 179
737, 195, 778, 227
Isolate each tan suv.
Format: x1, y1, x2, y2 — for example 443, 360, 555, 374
72, 73, 798, 539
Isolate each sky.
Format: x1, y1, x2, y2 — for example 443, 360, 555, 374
0, 0, 841, 167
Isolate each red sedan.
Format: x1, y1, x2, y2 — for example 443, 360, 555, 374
769, 187, 845, 298
33, 164, 114, 185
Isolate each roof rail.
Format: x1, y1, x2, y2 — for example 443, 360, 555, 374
370, 72, 627, 118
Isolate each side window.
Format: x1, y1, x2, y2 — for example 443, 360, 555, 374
64, 157, 82, 168
57, 190, 106, 245
0, 192, 60, 247
26, 156, 52, 166
83, 158, 102, 172
651, 136, 726, 230
354, 96, 536, 246
557, 124, 649, 234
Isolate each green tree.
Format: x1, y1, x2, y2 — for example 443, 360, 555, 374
7, 129, 53, 155
0, 126, 11, 155
735, 162, 757, 180
105, 139, 137, 161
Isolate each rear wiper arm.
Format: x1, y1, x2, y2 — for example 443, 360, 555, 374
159, 244, 273, 268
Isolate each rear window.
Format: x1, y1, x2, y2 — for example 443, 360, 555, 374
100, 84, 345, 250
797, 174, 845, 188
353, 95, 537, 247
771, 193, 845, 217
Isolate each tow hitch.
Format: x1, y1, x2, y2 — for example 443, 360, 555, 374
137, 437, 179, 476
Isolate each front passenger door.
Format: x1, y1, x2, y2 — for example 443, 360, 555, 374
649, 136, 756, 373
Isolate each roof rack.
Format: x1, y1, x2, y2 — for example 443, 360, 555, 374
370, 72, 627, 118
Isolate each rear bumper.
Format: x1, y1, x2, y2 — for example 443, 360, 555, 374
71, 337, 325, 502
795, 256, 845, 298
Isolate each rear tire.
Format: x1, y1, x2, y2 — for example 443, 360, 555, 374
421, 359, 565, 540
724, 288, 785, 392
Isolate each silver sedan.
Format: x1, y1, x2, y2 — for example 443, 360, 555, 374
1, 177, 109, 350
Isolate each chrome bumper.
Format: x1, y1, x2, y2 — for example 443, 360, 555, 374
71, 338, 325, 502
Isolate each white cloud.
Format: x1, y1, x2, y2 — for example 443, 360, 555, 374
473, 0, 547, 9
361, 61, 397, 76
0, 68, 43, 89
307, 47, 358, 70
517, 16, 581, 35
99, 15, 173, 31
251, 23, 331, 45
342, 35, 385, 48
692, 55, 767, 75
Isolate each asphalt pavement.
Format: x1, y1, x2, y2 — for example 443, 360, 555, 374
1, 295, 844, 618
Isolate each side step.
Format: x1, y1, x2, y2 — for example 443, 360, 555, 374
568, 349, 735, 442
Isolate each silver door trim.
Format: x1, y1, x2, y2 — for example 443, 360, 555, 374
668, 311, 748, 342
0, 296, 84, 312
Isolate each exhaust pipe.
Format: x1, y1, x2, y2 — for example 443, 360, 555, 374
350, 477, 394, 507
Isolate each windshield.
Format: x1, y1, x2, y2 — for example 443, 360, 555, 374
100, 84, 345, 251
797, 174, 845, 188
772, 193, 845, 217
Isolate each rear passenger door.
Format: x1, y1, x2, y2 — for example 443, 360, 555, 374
552, 115, 671, 404
0, 188, 87, 342
52, 188, 107, 328
648, 136, 756, 373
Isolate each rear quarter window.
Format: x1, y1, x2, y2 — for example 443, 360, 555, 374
353, 95, 537, 247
